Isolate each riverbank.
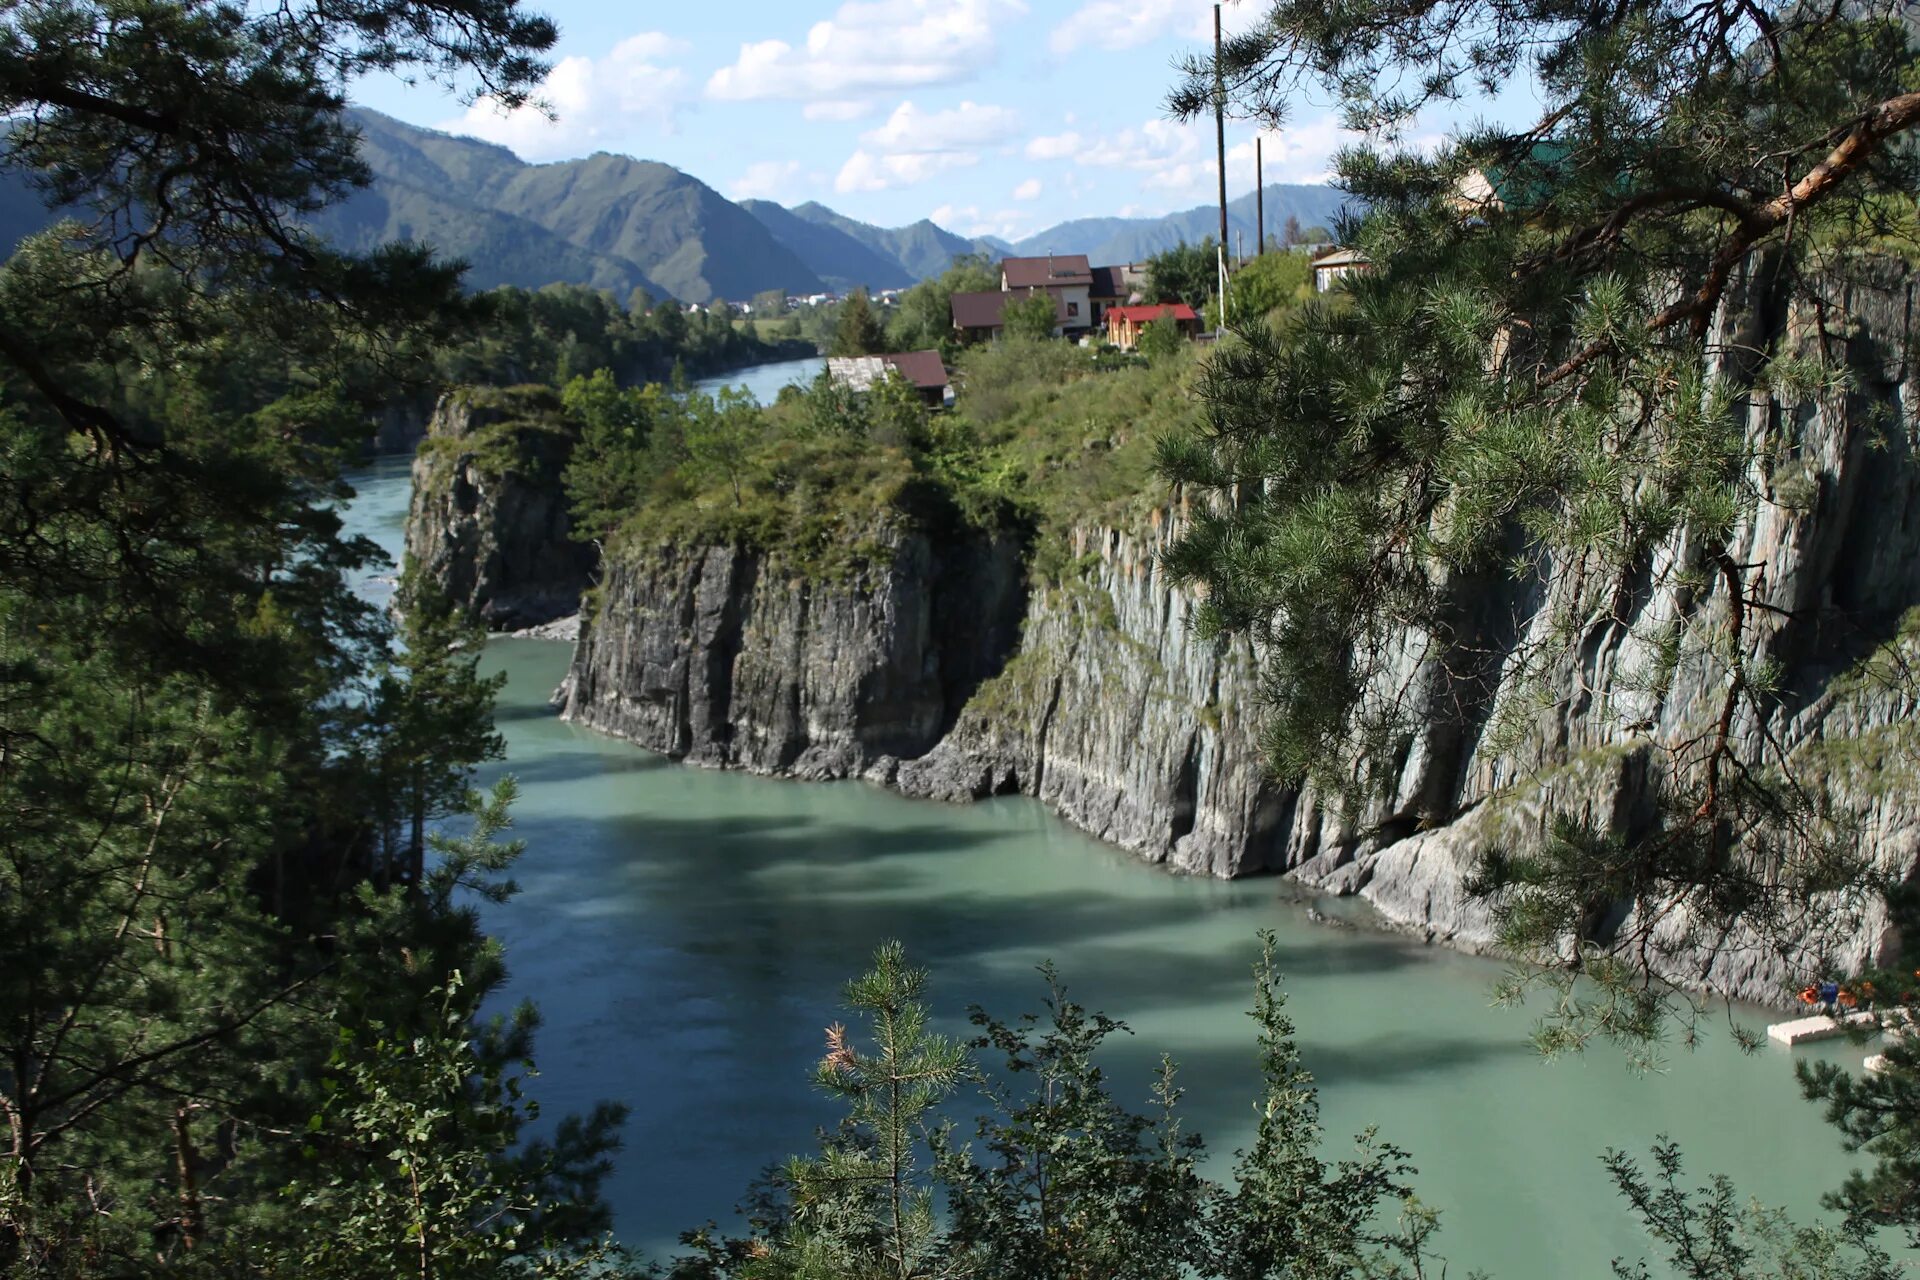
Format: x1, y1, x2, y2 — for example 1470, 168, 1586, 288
341, 455, 1869, 1278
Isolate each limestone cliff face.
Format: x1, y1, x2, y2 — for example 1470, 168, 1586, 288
561, 528, 1027, 778
454, 261, 1920, 1004
404, 387, 594, 630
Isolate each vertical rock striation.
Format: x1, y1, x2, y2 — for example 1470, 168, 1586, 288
404, 386, 595, 630
417, 262, 1920, 1003
561, 526, 1027, 779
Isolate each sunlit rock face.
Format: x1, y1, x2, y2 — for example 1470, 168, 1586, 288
425, 260, 1920, 1004
405, 387, 594, 631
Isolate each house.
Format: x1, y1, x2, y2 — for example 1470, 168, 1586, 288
1450, 142, 1578, 218
1000, 255, 1093, 332
950, 288, 1070, 342
1105, 302, 1200, 351
1310, 248, 1369, 292
1088, 264, 1145, 326
825, 350, 953, 407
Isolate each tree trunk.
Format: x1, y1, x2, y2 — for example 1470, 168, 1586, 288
408, 766, 426, 893
172, 1105, 201, 1250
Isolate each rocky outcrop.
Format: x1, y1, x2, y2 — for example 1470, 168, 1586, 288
529, 260, 1920, 1004
892, 521, 1295, 879
562, 526, 1027, 778
405, 386, 594, 630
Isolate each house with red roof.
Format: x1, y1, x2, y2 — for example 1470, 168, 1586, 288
1105, 302, 1200, 351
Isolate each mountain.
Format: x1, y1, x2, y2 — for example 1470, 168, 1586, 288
334, 110, 823, 304
313, 174, 663, 299
787, 203, 1002, 281
738, 200, 917, 294
3, 108, 1349, 301
1008, 184, 1351, 264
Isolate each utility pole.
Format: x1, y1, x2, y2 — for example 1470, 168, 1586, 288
1214, 3, 1229, 327
1255, 136, 1264, 255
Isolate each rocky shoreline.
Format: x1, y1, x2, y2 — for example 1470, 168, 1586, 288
408, 260, 1920, 1006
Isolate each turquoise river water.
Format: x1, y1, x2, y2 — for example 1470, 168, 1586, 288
347, 357, 1870, 1277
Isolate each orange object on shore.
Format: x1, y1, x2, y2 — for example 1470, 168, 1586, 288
1800, 986, 1820, 1005
1839, 990, 1860, 1008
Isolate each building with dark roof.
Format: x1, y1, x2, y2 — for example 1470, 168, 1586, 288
1000, 255, 1092, 289
951, 288, 1071, 342
1087, 264, 1144, 326
998, 255, 1094, 332
826, 350, 953, 406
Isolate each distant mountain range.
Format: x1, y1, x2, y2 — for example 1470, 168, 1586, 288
1004, 184, 1348, 265
0, 109, 1352, 303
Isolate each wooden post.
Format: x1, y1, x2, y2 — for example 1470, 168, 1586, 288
1256, 136, 1264, 255
1214, 5, 1228, 255
1215, 4, 1228, 327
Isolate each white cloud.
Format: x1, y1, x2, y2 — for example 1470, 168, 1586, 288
1224, 116, 1371, 186
834, 99, 1018, 193
707, 0, 1026, 103
1049, 0, 1261, 54
836, 148, 979, 192
730, 160, 803, 199
445, 32, 690, 160
861, 100, 1020, 152
1076, 117, 1204, 169
932, 202, 1029, 239
1025, 130, 1082, 160
1012, 177, 1043, 200
803, 100, 874, 122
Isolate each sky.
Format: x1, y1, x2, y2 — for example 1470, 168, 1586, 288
350, 0, 1542, 240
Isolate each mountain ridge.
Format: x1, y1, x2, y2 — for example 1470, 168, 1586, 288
2, 109, 1354, 303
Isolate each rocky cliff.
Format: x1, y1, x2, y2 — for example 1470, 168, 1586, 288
418, 260, 1920, 1005
404, 386, 595, 629
561, 526, 1027, 777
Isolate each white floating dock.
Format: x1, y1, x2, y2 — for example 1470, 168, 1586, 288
1766, 1011, 1880, 1046
1866, 1053, 1891, 1074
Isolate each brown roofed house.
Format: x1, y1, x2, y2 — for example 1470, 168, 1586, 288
826, 350, 953, 407
951, 288, 1070, 342
999, 254, 1094, 332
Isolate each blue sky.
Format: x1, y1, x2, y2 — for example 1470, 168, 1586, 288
351, 0, 1541, 239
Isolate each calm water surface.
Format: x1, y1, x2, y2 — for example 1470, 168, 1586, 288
698, 354, 824, 403
344, 389, 1869, 1277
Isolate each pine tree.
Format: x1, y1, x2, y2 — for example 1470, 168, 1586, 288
831, 290, 889, 357
0, 0, 630, 1268
782, 942, 968, 1280
1156, 0, 1920, 1047
934, 966, 1208, 1280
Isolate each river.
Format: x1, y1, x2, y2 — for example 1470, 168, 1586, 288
344, 356, 1866, 1277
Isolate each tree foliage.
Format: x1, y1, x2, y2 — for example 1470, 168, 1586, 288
1145, 239, 1218, 307
1157, 0, 1920, 1047
831, 290, 888, 357
0, 0, 626, 1269
1000, 290, 1059, 343
673, 936, 1441, 1280
887, 255, 997, 354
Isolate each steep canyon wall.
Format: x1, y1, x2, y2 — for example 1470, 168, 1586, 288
413, 265, 1920, 1003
